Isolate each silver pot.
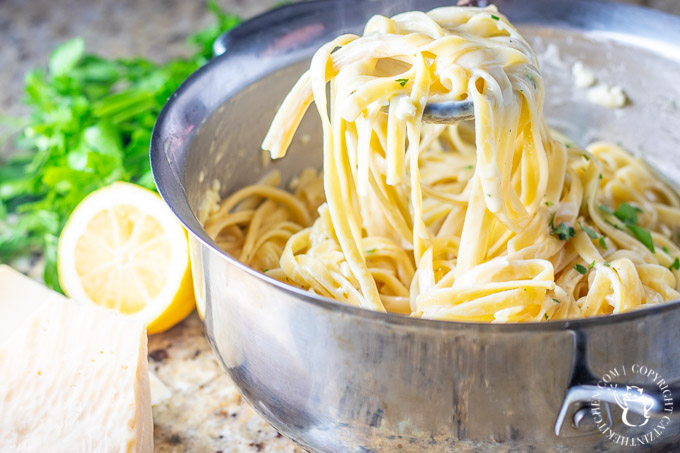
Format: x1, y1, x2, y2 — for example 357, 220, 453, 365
151, 0, 680, 451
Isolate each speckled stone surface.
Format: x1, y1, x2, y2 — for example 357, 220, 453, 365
1, 0, 680, 452
148, 313, 304, 453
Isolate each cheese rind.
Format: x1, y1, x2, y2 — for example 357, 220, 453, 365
0, 266, 153, 453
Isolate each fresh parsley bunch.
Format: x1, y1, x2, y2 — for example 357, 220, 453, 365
0, 0, 240, 290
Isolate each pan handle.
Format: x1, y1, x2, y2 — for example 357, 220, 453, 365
555, 382, 680, 436
555, 331, 679, 437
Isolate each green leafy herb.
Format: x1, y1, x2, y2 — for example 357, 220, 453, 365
589, 260, 596, 269
396, 78, 409, 87
463, 165, 474, 170
49, 38, 86, 78
614, 202, 642, 225
549, 213, 575, 241
582, 153, 590, 161
552, 298, 560, 304
551, 223, 575, 240
0, 2, 241, 290
603, 202, 654, 253
545, 201, 553, 206
261, 268, 270, 273
490, 14, 500, 21
662, 246, 671, 255
604, 219, 623, 231
599, 173, 603, 180
526, 73, 537, 90
671, 258, 680, 271
627, 224, 655, 253
599, 236, 607, 250
574, 264, 587, 275
544, 313, 549, 320
599, 204, 615, 215
580, 222, 598, 239
604, 262, 611, 267
365, 248, 377, 254
186, 0, 242, 65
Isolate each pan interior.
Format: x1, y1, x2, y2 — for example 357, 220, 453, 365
185, 25, 680, 211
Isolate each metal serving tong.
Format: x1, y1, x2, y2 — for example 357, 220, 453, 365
422, 100, 474, 124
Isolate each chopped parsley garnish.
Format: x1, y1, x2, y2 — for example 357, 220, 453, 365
582, 154, 590, 161
527, 73, 537, 89
365, 248, 376, 254
549, 213, 575, 241
490, 14, 500, 20
671, 258, 680, 271
614, 203, 653, 252
627, 224, 655, 253
614, 202, 642, 225
604, 219, 623, 231
574, 264, 588, 275
599, 173, 603, 180
599, 202, 655, 253
261, 268, 269, 273
589, 260, 596, 269
604, 262, 611, 267
396, 78, 409, 87
544, 313, 549, 320
565, 143, 573, 148
551, 223, 575, 241
552, 298, 561, 304
580, 222, 598, 239
545, 201, 553, 206
599, 236, 607, 250
599, 204, 615, 215
463, 165, 474, 170
663, 246, 672, 255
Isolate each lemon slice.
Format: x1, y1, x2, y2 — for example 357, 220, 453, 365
58, 182, 195, 334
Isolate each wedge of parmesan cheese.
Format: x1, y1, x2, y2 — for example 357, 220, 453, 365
0, 265, 153, 452
0, 264, 66, 345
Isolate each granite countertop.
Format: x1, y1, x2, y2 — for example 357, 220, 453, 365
2, 0, 680, 452
149, 314, 303, 452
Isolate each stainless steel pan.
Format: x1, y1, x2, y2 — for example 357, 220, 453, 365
151, 0, 680, 450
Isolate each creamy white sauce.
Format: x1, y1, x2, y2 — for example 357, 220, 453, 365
572, 61, 596, 88
587, 83, 627, 108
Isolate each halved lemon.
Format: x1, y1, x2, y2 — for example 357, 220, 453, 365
58, 182, 195, 334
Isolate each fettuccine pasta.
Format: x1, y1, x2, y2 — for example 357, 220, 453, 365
204, 5, 680, 322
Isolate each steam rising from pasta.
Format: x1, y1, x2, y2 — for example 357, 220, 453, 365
204, 6, 680, 322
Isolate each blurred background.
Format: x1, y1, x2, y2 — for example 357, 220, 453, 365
1, 0, 679, 117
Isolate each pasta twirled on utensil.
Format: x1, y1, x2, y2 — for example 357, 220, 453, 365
204, 6, 680, 322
